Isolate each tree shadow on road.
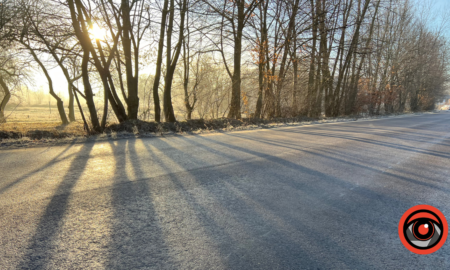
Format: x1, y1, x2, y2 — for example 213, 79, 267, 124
14, 112, 450, 269
226, 132, 450, 192
0, 142, 76, 195
275, 127, 450, 159
178, 132, 448, 267
137, 136, 388, 269
18, 142, 94, 269
105, 139, 174, 269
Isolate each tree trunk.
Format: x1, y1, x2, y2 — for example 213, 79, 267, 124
326, 0, 352, 116
0, 76, 10, 123
68, 83, 75, 121
292, 26, 299, 115
331, 0, 370, 116
81, 51, 101, 132
255, 71, 264, 118
94, 39, 128, 123
307, 0, 318, 117
163, 0, 186, 122
163, 0, 176, 122
121, 0, 139, 119
316, 0, 329, 117
152, 0, 169, 122
106, 73, 128, 122
182, 10, 196, 120
347, 0, 381, 115
227, 1, 246, 119
274, 0, 299, 117
255, 2, 267, 119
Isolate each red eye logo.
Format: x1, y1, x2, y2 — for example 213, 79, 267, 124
399, 205, 448, 254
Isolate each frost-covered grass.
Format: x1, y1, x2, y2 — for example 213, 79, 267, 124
0, 111, 439, 149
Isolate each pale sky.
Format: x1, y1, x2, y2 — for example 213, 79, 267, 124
412, 0, 450, 35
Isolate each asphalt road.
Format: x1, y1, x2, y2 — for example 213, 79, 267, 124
1, 112, 450, 269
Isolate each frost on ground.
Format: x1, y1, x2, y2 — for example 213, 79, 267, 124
0, 111, 440, 150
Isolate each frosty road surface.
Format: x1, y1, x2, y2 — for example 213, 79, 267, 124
1, 112, 450, 269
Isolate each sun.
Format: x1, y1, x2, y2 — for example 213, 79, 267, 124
90, 24, 105, 40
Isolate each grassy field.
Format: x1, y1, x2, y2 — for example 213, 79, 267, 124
1, 105, 89, 137
2, 104, 87, 123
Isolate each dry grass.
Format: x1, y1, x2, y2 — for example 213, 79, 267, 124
0, 109, 428, 149
0, 121, 86, 133
1, 105, 94, 139
1, 108, 319, 140
3, 104, 86, 123
0, 121, 87, 139
4, 104, 416, 141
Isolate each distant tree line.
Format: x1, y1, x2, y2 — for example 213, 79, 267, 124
0, 0, 448, 131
